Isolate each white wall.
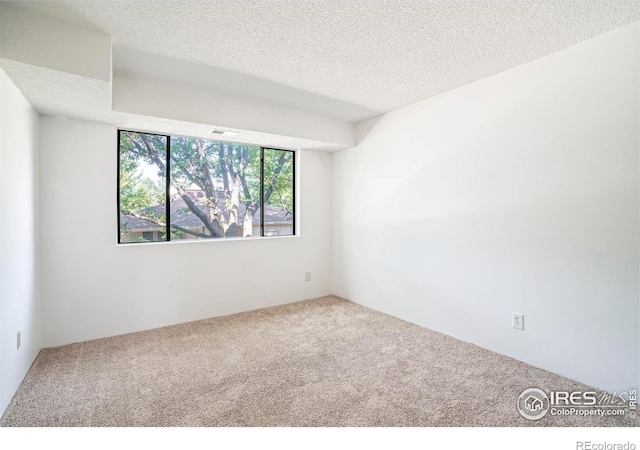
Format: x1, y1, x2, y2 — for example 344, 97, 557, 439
39, 118, 332, 347
0, 69, 41, 415
112, 74, 355, 149
332, 23, 639, 393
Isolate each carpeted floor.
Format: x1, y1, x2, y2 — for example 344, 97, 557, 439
0, 296, 635, 427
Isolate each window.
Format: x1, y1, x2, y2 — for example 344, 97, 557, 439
118, 130, 295, 244
263, 148, 294, 237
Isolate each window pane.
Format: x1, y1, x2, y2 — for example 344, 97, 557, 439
169, 137, 261, 240
119, 131, 168, 243
263, 149, 294, 237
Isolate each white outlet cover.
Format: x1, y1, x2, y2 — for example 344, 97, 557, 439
513, 313, 524, 331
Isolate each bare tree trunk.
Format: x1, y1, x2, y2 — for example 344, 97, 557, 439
196, 139, 228, 235
222, 143, 246, 237
238, 150, 289, 238
243, 209, 254, 237
128, 133, 224, 238
127, 133, 290, 240
227, 171, 242, 237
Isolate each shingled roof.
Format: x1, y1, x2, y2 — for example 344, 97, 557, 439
121, 192, 291, 230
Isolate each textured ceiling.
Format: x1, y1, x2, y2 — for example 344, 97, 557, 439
31, 0, 640, 118
2, 0, 639, 148
113, 46, 378, 122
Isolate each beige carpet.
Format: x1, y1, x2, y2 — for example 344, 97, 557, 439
0, 296, 636, 427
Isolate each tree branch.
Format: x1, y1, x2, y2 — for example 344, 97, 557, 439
171, 184, 223, 238
170, 153, 205, 191
263, 152, 289, 204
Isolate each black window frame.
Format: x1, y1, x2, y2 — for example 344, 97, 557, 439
117, 129, 296, 244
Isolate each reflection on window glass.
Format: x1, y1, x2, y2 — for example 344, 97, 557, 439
118, 131, 167, 243
263, 148, 294, 237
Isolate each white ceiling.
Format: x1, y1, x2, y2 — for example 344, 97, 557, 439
112, 46, 379, 123
1, 0, 639, 148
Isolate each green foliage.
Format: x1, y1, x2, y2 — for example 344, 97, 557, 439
169, 137, 261, 209
130, 234, 150, 243
263, 149, 294, 216
119, 132, 166, 241
119, 132, 166, 216
119, 130, 293, 240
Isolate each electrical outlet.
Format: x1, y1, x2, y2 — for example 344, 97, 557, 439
305, 272, 311, 281
513, 313, 524, 331
17, 331, 21, 350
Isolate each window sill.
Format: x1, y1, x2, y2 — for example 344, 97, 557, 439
116, 234, 299, 247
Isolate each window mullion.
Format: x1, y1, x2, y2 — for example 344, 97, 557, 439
260, 147, 265, 238
166, 136, 171, 241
